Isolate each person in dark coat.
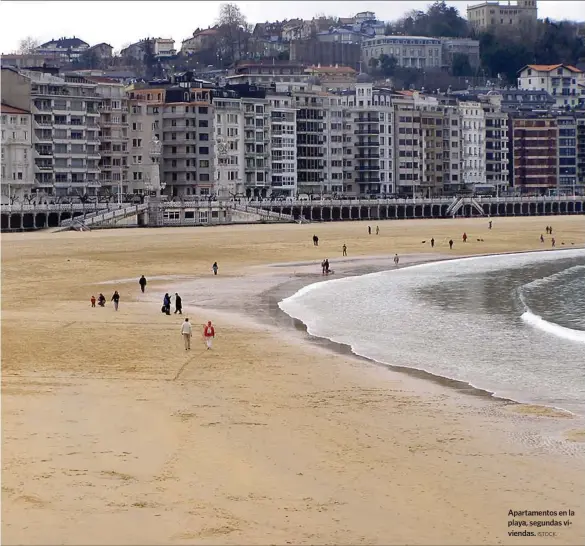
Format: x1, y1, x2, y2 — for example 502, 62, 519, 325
162, 293, 171, 315
174, 293, 183, 315
139, 275, 147, 293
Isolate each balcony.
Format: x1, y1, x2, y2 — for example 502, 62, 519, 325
356, 153, 380, 159
356, 177, 381, 184
354, 128, 380, 135
35, 148, 53, 158
32, 104, 52, 114
34, 164, 54, 172
354, 117, 379, 123
35, 132, 53, 143
355, 141, 379, 147
355, 166, 381, 171
34, 120, 52, 129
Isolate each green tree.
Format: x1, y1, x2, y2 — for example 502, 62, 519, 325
379, 54, 398, 77
452, 53, 473, 77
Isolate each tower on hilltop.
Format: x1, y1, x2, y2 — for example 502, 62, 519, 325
467, 0, 538, 34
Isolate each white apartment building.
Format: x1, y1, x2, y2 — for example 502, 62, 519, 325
242, 97, 271, 198
459, 101, 487, 189
213, 92, 245, 197
91, 77, 130, 196
517, 64, 583, 109
1, 103, 34, 202
127, 100, 159, 194
5, 70, 102, 197
267, 93, 297, 197
361, 36, 442, 69
481, 95, 509, 191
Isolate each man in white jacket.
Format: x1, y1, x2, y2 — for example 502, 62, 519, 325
181, 318, 192, 350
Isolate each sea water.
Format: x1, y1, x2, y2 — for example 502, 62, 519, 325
279, 249, 585, 415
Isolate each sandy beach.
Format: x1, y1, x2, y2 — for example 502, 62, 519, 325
2, 216, 585, 545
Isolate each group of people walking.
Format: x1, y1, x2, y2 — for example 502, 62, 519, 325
90, 273, 216, 351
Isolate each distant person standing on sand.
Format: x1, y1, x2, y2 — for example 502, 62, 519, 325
203, 321, 215, 350
376, 226, 379, 235
462, 232, 468, 243
174, 293, 183, 315
540, 234, 545, 243
552, 237, 556, 248
212, 262, 218, 275
342, 244, 347, 257
430, 238, 435, 248
550, 226, 553, 235
321, 259, 326, 275
91, 295, 96, 308
325, 258, 330, 275
139, 275, 147, 293
488, 220, 492, 230
111, 290, 120, 311
368, 226, 372, 235
313, 235, 319, 246
394, 254, 399, 266
449, 239, 454, 249
181, 318, 192, 351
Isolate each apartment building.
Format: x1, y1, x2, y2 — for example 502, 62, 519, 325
517, 64, 583, 109
241, 94, 271, 198
294, 90, 326, 195
361, 36, 442, 69
1, 103, 34, 201
212, 88, 245, 197
90, 77, 129, 196
467, 0, 537, 33
578, 117, 585, 193
509, 114, 558, 192
322, 92, 350, 196
557, 115, 579, 193
459, 101, 487, 189
226, 61, 309, 88
1, 68, 102, 197
160, 86, 214, 197
127, 100, 159, 194
267, 92, 297, 197
481, 95, 509, 191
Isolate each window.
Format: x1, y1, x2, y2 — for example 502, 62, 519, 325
198, 107, 208, 114
199, 146, 209, 155
199, 160, 209, 168
200, 173, 210, 182
198, 119, 208, 127
199, 133, 209, 141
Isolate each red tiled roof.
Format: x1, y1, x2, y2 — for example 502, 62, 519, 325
1, 103, 30, 114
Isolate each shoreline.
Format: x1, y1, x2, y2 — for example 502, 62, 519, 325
145, 247, 585, 446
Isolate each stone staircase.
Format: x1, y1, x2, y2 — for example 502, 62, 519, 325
232, 203, 295, 223
55, 204, 147, 232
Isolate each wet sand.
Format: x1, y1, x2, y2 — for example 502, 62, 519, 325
2, 216, 585, 545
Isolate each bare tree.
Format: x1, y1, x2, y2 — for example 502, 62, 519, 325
216, 3, 249, 64
18, 36, 40, 54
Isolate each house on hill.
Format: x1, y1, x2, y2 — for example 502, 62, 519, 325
36, 37, 89, 60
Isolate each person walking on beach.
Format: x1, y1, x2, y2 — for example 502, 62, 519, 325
376, 226, 379, 235
203, 321, 215, 350
342, 244, 347, 257
91, 295, 96, 308
540, 234, 545, 243
181, 318, 192, 351
550, 226, 553, 235
552, 237, 556, 248
488, 220, 492, 230
111, 290, 120, 311
368, 226, 372, 235
449, 239, 454, 249
139, 275, 147, 293
212, 262, 218, 276
163, 293, 171, 315
321, 259, 326, 275
462, 232, 468, 243
313, 234, 319, 246
430, 238, 435, 248
325, 258, 330, 275
174, 293, 183, 315
98, 293, 106, 307
394, 254, 400, 267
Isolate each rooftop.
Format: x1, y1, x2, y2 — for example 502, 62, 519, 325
1, 102, 30, 115
522, 64, 583, 73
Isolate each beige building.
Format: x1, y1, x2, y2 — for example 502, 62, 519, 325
305, 65, 358, 90
467, 0, 537, 33
517, 64, 583, 109
90, 77, 129, 196
127, 100, 159, 195
1, 103, 34, 202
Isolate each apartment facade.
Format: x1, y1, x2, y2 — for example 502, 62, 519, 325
481, 96, 509, 191
267, 93, 297, 197
1, 69, 102, 197
159, 86, 214, 197
91, 77, 129, 195
517, 64, 583, 109
1, 103, 34, 201
361, 36, 442, 69
127, 99, 159, 194
459, 101, 487, 188
509, 114, 558, 192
